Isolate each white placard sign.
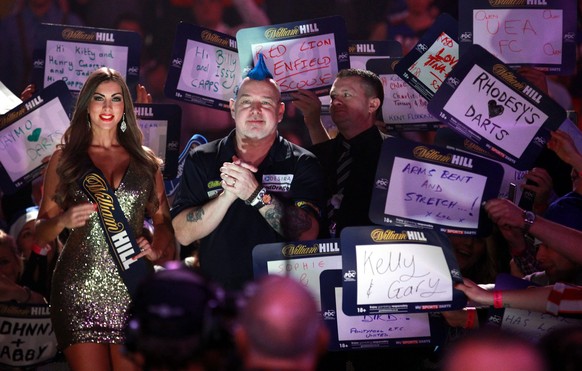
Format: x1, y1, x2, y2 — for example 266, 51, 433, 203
138, 120, 168, 161
501, 308, 582, 343
408, 32, 459, 95
472, 9, 563, 66
355, 243, 452, 305
253, 239, 342, 311
176, 39, 238, 102
443, 64, 548, 159
237, 16, 350, 101
251, 32, 339, 92
44, 40, 128, 90
1, 98, 68, 182
0, 304, 58, 368
383, 74, 433, 124
385, 157, 486, 230
267, 255, 342, 309
335, 287, 431, 341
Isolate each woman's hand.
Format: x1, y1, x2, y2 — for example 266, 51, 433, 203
60, 203, 97, 229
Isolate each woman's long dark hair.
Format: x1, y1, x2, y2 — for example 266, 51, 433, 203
54, 67, 160, 211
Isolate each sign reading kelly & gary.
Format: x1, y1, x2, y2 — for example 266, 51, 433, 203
340, 226, 466, 316
428, 45, 565, 170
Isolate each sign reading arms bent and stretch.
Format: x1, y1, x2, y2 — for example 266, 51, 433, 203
370, 137, 503, 236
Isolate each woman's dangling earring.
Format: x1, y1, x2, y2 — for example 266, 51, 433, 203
87, 114, 91, 129
120, 112, 127, 133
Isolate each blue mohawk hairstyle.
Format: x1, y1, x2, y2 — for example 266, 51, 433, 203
247, 53, 273, 80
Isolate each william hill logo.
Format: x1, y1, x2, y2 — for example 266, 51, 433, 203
413, 146, 452, 163
265, 26, 299, 39
282, 243, 318, 256
349, 44, 376, 54
412, 146, 474, 169
281, 241, 339, 256
25, 96, 44, 111
298, 23, 319, 34
96, 32, 115, 42
264, 23, 319, 39
370, 229, 427, 242
134, 106, 154, 117
0, 107, 26, 127
201, 30, 230, 48
489, 0, 547, 6
61, 29, 115, 43
451, 154, 473, 169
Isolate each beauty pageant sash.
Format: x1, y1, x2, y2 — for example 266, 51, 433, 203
79, 166, 150, 298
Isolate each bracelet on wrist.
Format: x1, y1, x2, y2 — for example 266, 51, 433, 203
253, 187, 272, 210
522, 210, 536, 234
245, 185, 263, 205
465, 307, 477, 329
493, 290, 504, 309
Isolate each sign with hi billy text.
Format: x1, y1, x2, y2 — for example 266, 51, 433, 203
165, 23, 240, 111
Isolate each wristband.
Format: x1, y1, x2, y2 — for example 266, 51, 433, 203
465, 307, 477, 329
522, 210, 536, 233
253, 188, 272, 210
245, 185, 262, 205
493, 290, 504, 309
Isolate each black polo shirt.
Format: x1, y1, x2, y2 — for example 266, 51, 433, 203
310, 126, 384, 237
171, 130, 325, 290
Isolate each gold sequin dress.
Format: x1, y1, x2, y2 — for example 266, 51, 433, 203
50, 162, 154, 349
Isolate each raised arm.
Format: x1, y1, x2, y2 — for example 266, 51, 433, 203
484, 198, 582, 265
147, 168, 176, 264
290, 89, 331, 145
547, 130, 582, 171
456, 278, 552, 313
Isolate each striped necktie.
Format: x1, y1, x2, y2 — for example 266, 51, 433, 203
328, 140, 352, 236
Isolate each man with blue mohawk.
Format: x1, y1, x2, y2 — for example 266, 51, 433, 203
171, 55, 325, 291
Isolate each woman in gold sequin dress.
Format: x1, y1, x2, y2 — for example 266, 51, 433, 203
35, 67, 175, 371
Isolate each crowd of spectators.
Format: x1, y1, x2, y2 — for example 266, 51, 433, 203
3, 1, 582, 370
